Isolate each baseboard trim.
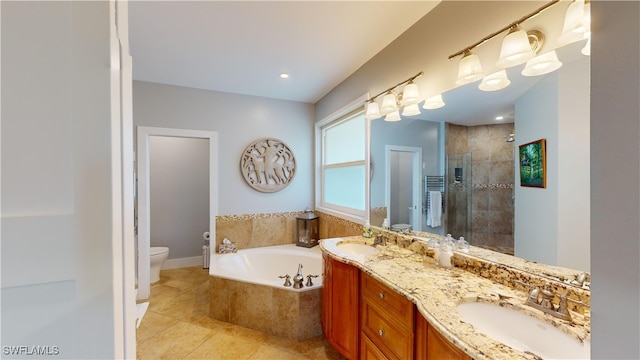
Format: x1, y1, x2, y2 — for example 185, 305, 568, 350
162, 256, 203, 270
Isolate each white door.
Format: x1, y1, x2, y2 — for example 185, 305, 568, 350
386, 145, 422, 231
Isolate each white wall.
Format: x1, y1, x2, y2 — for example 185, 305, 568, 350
149, 136, 209, 259
514, 55, 590, 272
590, 2, 640, 358
133, 81, 314, 215
557, 56, 590, 271
1, 2, 116, 358
514, 74, 560, 265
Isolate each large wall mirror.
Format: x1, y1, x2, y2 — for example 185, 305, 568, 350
369, 40, 590, 284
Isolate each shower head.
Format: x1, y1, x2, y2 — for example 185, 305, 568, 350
506, 134, 515, 143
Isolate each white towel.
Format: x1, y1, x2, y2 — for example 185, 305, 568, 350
427, 191, 442, 227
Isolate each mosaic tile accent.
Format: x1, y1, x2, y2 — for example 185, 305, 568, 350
214, 211, 304, 252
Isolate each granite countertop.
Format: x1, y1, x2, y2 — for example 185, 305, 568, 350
320, 236, 591, 360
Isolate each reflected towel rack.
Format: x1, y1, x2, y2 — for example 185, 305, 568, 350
424, 175, 445, 214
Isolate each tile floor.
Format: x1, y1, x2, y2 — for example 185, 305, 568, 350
136, 266, 345, 360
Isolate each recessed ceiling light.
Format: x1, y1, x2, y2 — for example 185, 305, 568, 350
496, 116, 504, 120
280, 73, 289, 79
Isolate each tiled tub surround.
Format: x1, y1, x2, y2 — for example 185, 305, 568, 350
214, 210, 361, 251
209, 244, 324, 341
321, 235, 590, 360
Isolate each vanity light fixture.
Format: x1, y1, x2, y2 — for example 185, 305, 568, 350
384, 110, 402, 122
558, 0, 590, 45
479, 70, 511, 91
448, 0, 558, 80
401, 104, 421, 117
364, 71, 424, 121
455, 50, 484, 85
522, 50, 563, 77
495, 26, 540, 68
380, 92, 398, 113
422, 94, 445, 110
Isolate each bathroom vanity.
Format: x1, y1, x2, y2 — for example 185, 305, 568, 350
320, 235, 590, 360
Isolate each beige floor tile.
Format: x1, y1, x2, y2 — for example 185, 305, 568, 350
136, 311, 180, 343
264, 335, 325, 359
313, 344, 346, 360
138, 266, 338, 360
137, 321, 214, 360
248, 344, 309, 360
184, 331, 262, 359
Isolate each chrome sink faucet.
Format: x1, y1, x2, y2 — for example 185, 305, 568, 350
516, 281, 575, 321
373, 234, 386, 246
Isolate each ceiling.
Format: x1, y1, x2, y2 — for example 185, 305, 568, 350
128, 1, 440, 104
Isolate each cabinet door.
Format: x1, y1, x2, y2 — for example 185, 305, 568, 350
323, 253, 360, 359
424, 318, 471, 360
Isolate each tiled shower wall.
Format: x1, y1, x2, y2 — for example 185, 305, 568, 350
447, 123, 515, 251
215, 210, 361, 251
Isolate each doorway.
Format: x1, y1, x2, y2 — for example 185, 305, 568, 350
136, 127, 218, 300
386, 145, 422, 231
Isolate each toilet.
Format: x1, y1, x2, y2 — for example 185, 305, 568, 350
150, 247, 169, 283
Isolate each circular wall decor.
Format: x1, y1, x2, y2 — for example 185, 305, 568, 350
240, 138, 296, 193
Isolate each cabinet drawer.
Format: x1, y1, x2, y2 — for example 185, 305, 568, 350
361, 272, 413, 327
360, 333, 389, 360
361, 301, 413, 360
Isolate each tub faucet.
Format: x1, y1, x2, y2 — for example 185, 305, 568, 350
279, 274, 292, 287
292, 264, 304, 289
306, 274, 319, 287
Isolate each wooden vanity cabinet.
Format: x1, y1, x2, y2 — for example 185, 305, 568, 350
322, 252, 471, 360
322, 253, 360, 359
360, 272, 414, 360
416, 312, 471, 360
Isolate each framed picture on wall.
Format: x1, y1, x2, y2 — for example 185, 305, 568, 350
519, 139, 546, 188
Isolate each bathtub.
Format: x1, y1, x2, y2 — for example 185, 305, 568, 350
208, 243, 324, 340
209, 243, 323, 290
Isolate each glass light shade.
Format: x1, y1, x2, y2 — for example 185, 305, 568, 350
496, 26, 536, 68
522, 50, 563, 77
402, 82, 420, 104
401, 104, 421, 117
558, 0, 587, 44
581, 34, 591, 56
384, 110, 401, 122
422, 94, 445, 110
479, 70, 511, 91
365, 101, 380, 120
455, 51, 484, 85
380, 93, 398, 113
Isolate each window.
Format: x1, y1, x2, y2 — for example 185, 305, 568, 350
316, 97, 368, 221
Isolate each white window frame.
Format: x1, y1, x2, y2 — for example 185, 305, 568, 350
315, 94, 370, 225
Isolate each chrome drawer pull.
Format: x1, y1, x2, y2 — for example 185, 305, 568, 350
378, 329, 385, 336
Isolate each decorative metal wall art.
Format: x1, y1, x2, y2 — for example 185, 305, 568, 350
240, 138, 296, 193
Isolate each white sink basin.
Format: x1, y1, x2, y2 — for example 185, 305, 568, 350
457, 302, 590, 359
336, 242, 381, 256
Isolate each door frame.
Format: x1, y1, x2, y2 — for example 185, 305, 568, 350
136, 126, 218, 300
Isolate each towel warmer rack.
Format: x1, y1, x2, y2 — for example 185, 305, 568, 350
424, 175, 445, 214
